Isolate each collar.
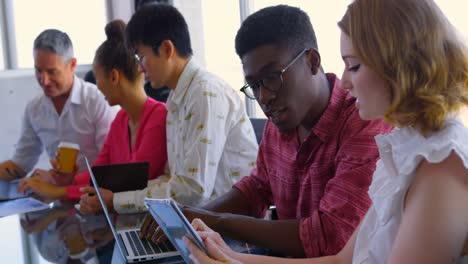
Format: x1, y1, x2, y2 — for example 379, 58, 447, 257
68, 75, 82, 105
169, 58, 199, 107
310, 73, 348, 142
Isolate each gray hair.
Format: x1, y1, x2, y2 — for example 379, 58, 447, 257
33, 29, 74, 62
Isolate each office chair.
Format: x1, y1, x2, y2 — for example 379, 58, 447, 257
249, 117, 267, 144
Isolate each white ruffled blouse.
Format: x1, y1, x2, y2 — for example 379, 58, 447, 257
353, 118, 468, 263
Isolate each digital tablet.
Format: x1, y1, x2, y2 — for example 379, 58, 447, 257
144, 198, 209, 264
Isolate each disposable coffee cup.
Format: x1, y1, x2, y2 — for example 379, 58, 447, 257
58, 142, 80, 174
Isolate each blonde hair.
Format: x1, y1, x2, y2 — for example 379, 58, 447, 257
338, 0, 468, 135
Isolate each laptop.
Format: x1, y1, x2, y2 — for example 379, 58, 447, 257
91, 162, 149, 193
85, 157, 180, 263
0, 179, 26, 201
144, 198, 210, 264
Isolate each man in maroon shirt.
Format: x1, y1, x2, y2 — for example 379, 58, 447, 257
141, 5, 392, 257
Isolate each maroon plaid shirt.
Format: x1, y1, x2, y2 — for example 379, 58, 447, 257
234, 74, 393, 257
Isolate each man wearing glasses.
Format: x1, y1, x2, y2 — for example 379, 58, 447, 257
119, 4, 258, 213
142, 4, 392, 258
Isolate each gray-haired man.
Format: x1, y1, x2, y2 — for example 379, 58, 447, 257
0, 29, 116, 189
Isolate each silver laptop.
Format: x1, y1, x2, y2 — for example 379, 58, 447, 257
85, 157, 180, 263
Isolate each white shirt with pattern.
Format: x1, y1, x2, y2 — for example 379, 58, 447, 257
12, 76, 117, 173
114, 59, 259, 213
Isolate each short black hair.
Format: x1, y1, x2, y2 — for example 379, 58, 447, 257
94, 19, 139, 82
126, 3, 192, 57
235, 5, 318, 58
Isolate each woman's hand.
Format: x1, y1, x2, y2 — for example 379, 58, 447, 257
17, 177, 67, 200
79, 187, 114, 214
185, 218, 241, 264
49, 158, 77, 186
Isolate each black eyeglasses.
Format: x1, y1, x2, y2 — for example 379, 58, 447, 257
240, 48, 309, 100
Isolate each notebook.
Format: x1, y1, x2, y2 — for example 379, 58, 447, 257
91, 162, 149, 192
144, 198, 210, 264
85, 157, 181, 263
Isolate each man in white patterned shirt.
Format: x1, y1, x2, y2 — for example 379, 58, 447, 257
81, 3, 258, 214
0, 29, 116, 185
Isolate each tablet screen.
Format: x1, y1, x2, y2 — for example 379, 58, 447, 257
144, 199, 208, 264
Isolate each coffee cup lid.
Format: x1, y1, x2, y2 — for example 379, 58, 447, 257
58, 142, 80, 150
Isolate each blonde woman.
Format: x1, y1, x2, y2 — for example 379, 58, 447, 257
185, 0, 468, 263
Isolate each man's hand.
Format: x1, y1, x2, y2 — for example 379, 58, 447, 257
79, 187, 114, 214
31, 169, 55, 184
49, 158, 77, 186
0, 160, 25, 181
139, 213, 154, 239
140, 204, 221, 243
140, 213, 167, 243
17, 177, 67, 200
183, 206, 222, 229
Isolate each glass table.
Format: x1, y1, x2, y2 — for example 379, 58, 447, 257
0, 202, 185, 263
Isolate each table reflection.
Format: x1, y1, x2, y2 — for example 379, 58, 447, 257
18, 202, 147, 264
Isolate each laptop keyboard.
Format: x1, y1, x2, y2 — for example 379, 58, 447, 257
122, 230, 176, 257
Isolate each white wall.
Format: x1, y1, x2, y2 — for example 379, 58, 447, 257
107, 0, 207, 68
107, 0, 134, 22
173, 0, 206, 67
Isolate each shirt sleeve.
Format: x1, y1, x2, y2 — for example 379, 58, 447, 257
299, 114, 389, 257
113, 85, 231, 213
11, 104, 43, 173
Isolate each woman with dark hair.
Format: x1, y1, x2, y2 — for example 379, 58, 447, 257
20, 20, 168, 214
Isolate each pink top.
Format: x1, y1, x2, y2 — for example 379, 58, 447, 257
66, 98, 167, 199
234, 74, 393, 257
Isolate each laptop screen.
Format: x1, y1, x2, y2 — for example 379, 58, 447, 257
91, 162, 149, 193
85, 157, 182, 263
84, 157, 130, 261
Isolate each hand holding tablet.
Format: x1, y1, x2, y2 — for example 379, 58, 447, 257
184, 218, 242, 263
144, 198, 210, 264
